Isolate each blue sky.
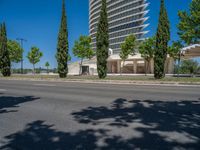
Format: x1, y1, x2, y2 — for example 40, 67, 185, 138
0, 0, 191, 69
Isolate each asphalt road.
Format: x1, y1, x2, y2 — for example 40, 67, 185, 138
0, 79, 200, 150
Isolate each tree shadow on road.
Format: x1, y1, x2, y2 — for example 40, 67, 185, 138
72, 98, 200, 149
0, 120, 107, 150
1, 98, 200, 150
0, 94, 40, 114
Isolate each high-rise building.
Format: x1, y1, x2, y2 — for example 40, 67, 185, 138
89, 0, 149, 54
68, 0, 176, 75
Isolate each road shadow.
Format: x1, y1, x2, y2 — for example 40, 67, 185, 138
72, 98, 200, 149
0, 120, 107, 150
1, 98, 200, 150
0, 95, 39, 114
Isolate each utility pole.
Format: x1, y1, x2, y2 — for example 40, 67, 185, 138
16, 38, 27, 74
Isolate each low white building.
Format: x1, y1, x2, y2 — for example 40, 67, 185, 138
68, 44, 200, 75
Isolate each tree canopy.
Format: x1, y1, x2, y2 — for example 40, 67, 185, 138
45, 61, 50, 73
27, 46, 43, 73
73, 36, 94, 60
139, 37, 155, 62
7, 40, 23, 63
73, 35, 94, 75
45, 62, 50, 68
168, 41, 183, 60
178, 0, 200, 45
120, 34, 137, 62
139, 37, 155, 74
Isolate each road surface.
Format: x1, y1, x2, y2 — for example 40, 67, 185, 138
0, 79, 200, 150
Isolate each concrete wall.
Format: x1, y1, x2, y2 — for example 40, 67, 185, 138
68, 57, 174, 75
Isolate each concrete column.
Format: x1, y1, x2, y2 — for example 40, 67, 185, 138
111, 62, 115, 73
117, 60, 121, 73
164, 59, 168, 74
168, 58, 174, 74
133, 60, 137, 74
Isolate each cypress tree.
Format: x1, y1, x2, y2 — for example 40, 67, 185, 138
56, 0, 68, 78
0, 23, 11, 77
96, 0, 109, 79
154, 0, 170, 79
0, 24, 2, 70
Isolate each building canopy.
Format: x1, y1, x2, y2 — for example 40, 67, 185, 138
182, 44, 200, 59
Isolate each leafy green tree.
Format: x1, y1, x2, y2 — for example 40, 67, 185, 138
0, 23, 11, 77
178, 0, 200, 44
73, 35, 94, 75
45, 62, 50, 73
154, 0, 170, 79
167, 41, 183, 74
139, 37, 156, 75
120, 34, 137, 73
56, 0, 69, 78
168, 41, 183, 60
27, 47, 43, 74
7, 40, 23, 63
180, 60, 199, 75
96, 0, 109, 79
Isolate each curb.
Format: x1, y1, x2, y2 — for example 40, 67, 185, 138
1, 77, 200, 87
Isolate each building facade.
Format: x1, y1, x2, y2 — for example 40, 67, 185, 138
88, 0, 153, 74
89, 0, 149, 54
68, 1, 200, 75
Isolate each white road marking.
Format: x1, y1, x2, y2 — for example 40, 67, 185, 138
33, 83, 56, 87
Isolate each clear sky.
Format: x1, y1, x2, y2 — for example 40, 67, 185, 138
0, 0, 191, 69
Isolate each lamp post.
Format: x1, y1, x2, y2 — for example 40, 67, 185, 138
16, 38, 27, 74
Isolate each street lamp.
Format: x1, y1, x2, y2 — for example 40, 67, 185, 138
16, 38, 27, 74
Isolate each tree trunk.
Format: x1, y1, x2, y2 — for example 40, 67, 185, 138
149, 58, 154, 74
120, 61, 122, 75
147, 59, 151, 74
122, 61, 125, 74
47, 67, 49, 74
144, 60, 148, 76
33, 64, 35, 75
11, 63, 13, 74
79, 58, 83, 76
